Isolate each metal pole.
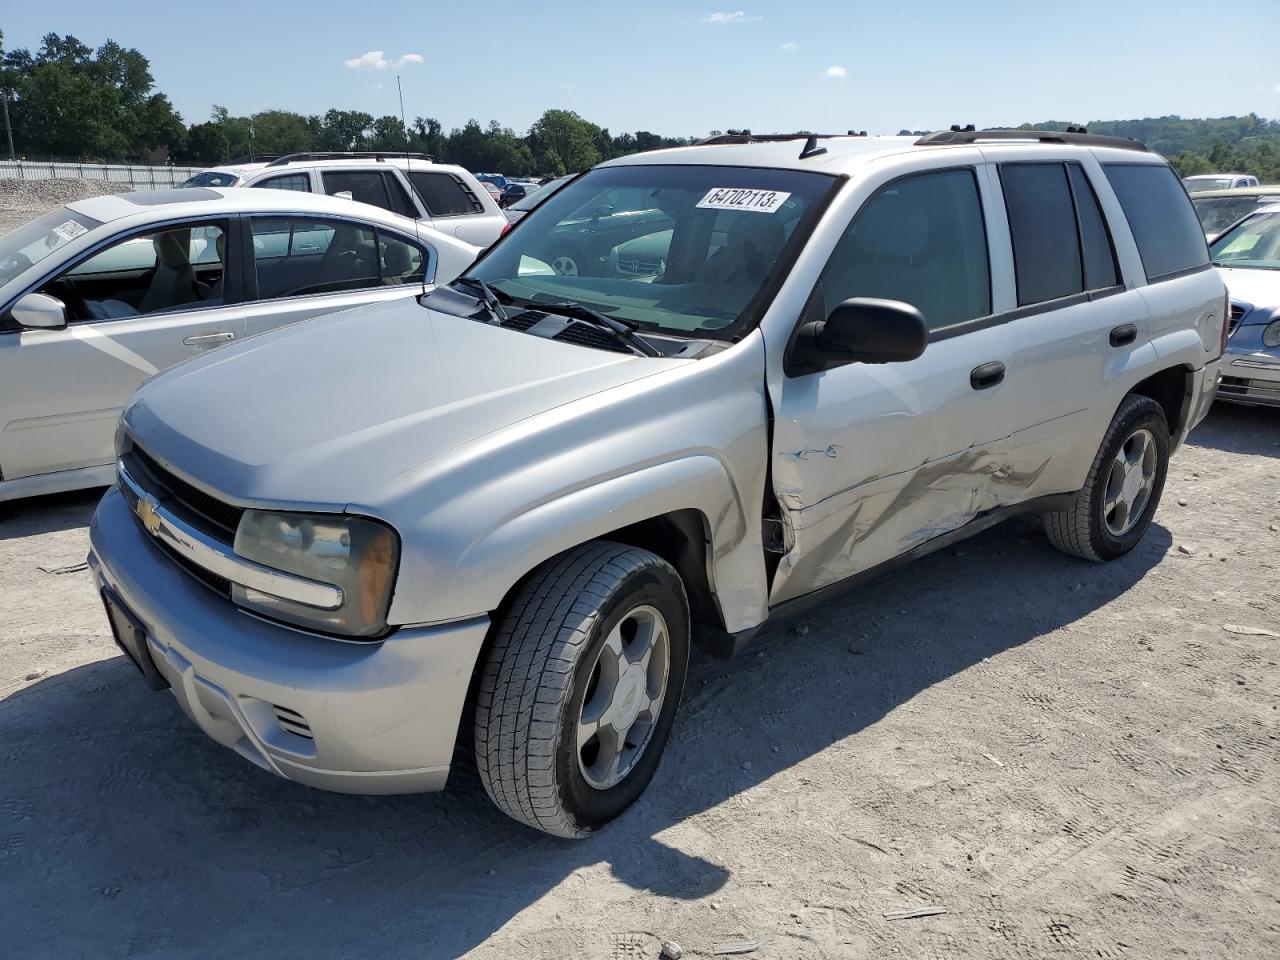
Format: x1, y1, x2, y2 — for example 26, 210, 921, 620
0, 86, 14, 160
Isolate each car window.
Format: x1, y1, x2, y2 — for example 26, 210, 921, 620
43, 221, 229, 321
1192, 195, 1273, 237
181, 171, 240, 187
818, 168, 990, 330
322, 171, 393, 212
0, 208, 101, 288
1105, 165, 1209, 281
377, 231, 428, 286
1209, 211, 1280, 269
383, 173, 418, 217
251, 217, 378, 299
1067, 165, 1120, 291
1000, 163, 1082, 306
409, 171, 483, 218
253, 173, 311, 192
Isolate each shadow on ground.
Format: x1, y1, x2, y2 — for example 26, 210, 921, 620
0, 486, 106, 539
0, 508, 1172, 959
1185, 401, 1279, 457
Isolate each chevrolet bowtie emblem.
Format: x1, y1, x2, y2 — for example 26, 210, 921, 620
137, 494, 162, 537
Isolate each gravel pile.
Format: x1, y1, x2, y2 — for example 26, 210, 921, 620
0, 177, 132, 211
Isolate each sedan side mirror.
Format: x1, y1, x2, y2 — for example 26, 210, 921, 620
10, 292, 68, 330
788, 297, 928, 374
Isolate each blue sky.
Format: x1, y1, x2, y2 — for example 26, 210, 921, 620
5, 0, 1280, 136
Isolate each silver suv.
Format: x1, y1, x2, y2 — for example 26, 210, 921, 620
92, 129, 1225, 838
183, 152, 508, 246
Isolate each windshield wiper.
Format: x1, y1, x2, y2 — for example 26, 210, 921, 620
453, 275, 511, 325
526, 300, 663, 357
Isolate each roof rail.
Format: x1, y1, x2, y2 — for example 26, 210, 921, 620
264, 151, 437, 167
915, 127, 1148, 153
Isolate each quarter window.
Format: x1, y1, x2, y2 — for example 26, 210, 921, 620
817, 168, 990, 330
409, 171, 483, 217
1104, 164, 1209, 281
253, 173, 311, 192
251, 217, 378, 299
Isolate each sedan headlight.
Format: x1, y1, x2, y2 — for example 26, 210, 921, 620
1263, 319, 1280, 348
232, 510, 399, 638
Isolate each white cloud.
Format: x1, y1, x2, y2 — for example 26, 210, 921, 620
781, 41, 798, 52
343, 50, 424, 70
703, 11, 761, 23
1273, 82, 1280, 94
821, 65, 847, 79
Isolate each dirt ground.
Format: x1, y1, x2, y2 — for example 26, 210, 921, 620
0, 402, 1276, 960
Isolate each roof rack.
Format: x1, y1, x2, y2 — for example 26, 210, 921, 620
264, 151, 437, 167
695, 130, 870, 160
227, 154, 282, 165
915, 126, 1148, 153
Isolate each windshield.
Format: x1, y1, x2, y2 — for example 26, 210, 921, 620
181, 171, 240, 187
1210, 211, 1280, 270
1193, 195, 1274, 237
0, 207, 102, 289
467, 164, 836, 338
510, 176, 569, 211
1183, 176, 1236, 193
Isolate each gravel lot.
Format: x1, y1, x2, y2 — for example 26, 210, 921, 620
0, 178, 131, 235
1, 403, 1277, 960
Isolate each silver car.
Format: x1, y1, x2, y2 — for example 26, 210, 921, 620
1211, 203, 1280, 406
0, 187, 479, 501
90, 130, 1223, 837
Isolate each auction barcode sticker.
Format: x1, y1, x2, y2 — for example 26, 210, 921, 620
696, 187, 791, 214
52, 221, 89, 242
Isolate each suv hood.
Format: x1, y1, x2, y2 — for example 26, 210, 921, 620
125, 297, 676, 508
1216, 266, 1280, 322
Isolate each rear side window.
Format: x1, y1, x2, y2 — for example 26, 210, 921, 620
322, 171, 393, 212
251, 217, 378, 299
377, 230, 428, 286
409, 171, 483, 217
1067, 165, 1119, 290
1001, 164, 1082, 305
818, 168, 990, 330
1104, 165, 1209, 281
253, 173, 311, 192
383, 174, 418, 217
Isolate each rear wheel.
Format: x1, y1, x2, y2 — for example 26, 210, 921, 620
1044, 394, 1170, 562
474, 542, 690, 837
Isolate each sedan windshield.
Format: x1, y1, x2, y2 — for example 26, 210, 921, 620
0, 207, 102, 289
1193, 195, 1274, 237
466, 164, 836, 338
1210, 211, 1280, 269
181, 171, 240, 187
1183, 176, 1236, 192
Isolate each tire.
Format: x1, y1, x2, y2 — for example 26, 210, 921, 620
1043, 394, 1170, 562
474, 542, 690, 837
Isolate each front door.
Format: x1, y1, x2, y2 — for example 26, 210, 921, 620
0, 218, 245, 482
770, 166, 1012, 604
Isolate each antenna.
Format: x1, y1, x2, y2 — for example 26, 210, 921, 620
397, 74, 429, 302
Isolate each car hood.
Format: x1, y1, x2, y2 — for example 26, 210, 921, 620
125, 297, 678, 508
1215, 267, 1280, 323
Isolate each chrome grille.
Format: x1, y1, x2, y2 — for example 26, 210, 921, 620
124, 446, 244, 542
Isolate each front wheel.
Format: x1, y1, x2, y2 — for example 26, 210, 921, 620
473, 542, 690, 837
1043, 393, 1170, 562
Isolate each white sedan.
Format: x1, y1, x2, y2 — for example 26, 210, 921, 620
0, 187, 479, 501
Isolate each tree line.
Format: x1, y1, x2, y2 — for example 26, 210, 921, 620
3, 31, 1280, 180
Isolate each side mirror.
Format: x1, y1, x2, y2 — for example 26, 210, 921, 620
10, 292, 68, 330
332, 190, 354, 201
790, 297, 928, 373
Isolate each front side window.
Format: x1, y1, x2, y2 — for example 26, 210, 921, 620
818, 168, 990, 330
254, 173, 311, 192
1105, 165, 1209, 281
251, 217, 378, 299
321, 171, 393, 212
1209, 211, 1280, 270
410, 171, 483, 217
41, 221, 228, 321
464, 163, 836, 338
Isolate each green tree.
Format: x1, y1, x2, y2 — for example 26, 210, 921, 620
317, 108, 373, 151
181, 121, 228, 163
528, 109, 601, 173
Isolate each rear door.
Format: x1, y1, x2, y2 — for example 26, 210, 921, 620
241, 214, 433, 337
990, 158, 1149, 502
0, 218, 245, 481
770, 164, 1014, 603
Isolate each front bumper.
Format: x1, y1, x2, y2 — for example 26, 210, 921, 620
89, 485, 489, 794
1219, 349, 1280, 408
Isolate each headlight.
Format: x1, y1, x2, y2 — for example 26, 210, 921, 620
1263, 319, 1280, 348
232, 510, 399, 638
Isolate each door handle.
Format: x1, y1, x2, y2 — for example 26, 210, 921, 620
183, 331, 236, 346
1110, 323, 1137, 347
970, 361, 1006, 390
